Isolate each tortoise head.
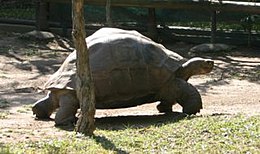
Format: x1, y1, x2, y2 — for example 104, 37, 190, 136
178, 57, 214, 80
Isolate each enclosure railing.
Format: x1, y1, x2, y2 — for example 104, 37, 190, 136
44, 0, 260, 13
0, 0, 259, 46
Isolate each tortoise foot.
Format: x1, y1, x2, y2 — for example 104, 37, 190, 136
183, 107, 201, 115
156, 104, 172, 113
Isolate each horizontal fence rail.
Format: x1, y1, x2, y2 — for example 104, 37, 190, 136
0, 0, 259, 46
45, 0, 260, 13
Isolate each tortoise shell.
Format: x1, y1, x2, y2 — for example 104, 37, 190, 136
44, 28, 184, 107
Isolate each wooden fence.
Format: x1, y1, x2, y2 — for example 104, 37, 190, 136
8, 0, 254, 46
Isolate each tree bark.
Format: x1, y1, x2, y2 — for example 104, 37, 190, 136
72, 0, 96, 135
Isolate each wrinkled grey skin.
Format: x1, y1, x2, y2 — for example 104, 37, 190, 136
32, 28, 214, 126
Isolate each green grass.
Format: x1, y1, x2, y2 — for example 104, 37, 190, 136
0, 111, 10, 119
16, 105, 33, 113
1, 114, 259, 153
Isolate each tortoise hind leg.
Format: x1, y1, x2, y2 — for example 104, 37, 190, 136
55, 91, 79, 126
156, 101, 176, 113
32, 92, 58, 119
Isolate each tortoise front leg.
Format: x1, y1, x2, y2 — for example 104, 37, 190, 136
176, 79, 202, 115
158, 78, 202, 115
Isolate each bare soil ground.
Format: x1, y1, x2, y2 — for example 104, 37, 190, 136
0, 31, 259, 143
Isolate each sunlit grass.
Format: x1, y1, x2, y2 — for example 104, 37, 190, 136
16, 105, 33, 113
2, 114, 259, 153
0, 111, 10, 119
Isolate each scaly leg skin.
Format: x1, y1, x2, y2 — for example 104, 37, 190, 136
181, 100, 202, 115
55, 92, 79, 127
176, 79, 202, 115
156, 101, 175, 113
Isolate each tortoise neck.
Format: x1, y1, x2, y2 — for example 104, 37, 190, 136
177, 65, 197, 81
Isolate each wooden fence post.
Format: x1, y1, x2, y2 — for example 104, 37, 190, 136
210, 10, 217, 44
36, 0, 49, 31
148, 8, 158, 41
106, 0, 113, 27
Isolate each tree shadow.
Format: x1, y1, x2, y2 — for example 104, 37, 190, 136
88, 112, 188, 153
0, 33, 73, 76
213, 55, 260, 83
187, 47, 260, 95
93, 135, 129, 154
53, 112, 189, 153
195, 78, 230, 95
0, 91, 44, 106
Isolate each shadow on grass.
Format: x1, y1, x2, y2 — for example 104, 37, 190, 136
54, 112, 188, 153
93, 135, 129, 154
95, 112, 188, 130
92, 112, 189, 154
54, 112, 188, 132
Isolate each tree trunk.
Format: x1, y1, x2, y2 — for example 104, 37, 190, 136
72, 0, 96, 135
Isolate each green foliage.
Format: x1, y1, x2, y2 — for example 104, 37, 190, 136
3, 114, 260, 153
0, 8, 35, 20
0, 0, 35, 19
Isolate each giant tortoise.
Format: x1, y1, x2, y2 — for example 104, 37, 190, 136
32, 27, 214, 126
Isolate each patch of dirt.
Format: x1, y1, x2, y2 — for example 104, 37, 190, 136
0, 31, 259, 143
